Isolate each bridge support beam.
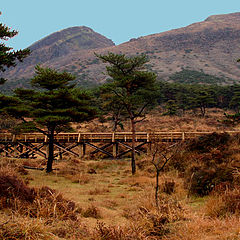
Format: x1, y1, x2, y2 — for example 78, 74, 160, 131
112, 142, 119, 158
79, 143, 86, 158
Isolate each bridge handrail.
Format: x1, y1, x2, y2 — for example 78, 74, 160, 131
0, 131, 240, 142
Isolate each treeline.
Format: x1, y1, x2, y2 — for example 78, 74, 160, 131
152, 82, 239, 116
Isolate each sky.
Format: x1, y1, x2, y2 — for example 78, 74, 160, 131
1, 0, 240, 50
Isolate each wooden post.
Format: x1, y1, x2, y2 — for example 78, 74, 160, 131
45, 144, 49, 159
79, 143, 86, 158
58, 149, 63, 160
182, 132, 185, 141
113, 142, 118, 158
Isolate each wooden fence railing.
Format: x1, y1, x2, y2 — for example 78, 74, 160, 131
0, 131, 239, 143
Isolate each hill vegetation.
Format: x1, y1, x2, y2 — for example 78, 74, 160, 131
169, 69, 230, 84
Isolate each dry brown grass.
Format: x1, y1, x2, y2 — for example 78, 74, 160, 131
88, 186, 110, 195
1, 110, 240, 240
162, 216, 240, 240
205, 188, 240, 218
76, 108, 235, 133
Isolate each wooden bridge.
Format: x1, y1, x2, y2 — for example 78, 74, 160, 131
0, 131, 237, 159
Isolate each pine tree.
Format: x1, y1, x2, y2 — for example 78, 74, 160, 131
97, 53, 157, 174
0, 12, 30, 83
11, 66, 96, 172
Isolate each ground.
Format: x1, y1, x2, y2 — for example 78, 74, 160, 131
1, 110, 240, 239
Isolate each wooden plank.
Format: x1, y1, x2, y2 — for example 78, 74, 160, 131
18, 142, 46, 158
90, 143, 113, 155
85, 142, 113, 157
53, 143, 79, 157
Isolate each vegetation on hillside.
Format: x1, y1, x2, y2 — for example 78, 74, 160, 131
169, 69, 229, 84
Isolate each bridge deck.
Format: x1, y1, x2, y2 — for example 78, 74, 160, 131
0, 131, 236, 143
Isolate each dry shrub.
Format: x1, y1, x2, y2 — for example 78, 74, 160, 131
51, 220, 90, 239
0, 158, 30, 176
185, 166, 234, 196
82, 205, 102, 219
205, 187, 240, 217
162, 180, 175, 194
123, 191, 186, 238
162, 215, 240, 240
0, 166, 80, 221
29, 186, 79, 220
57, 158, 85, 176
136, 196, 185, 237
94, 221, 146, 240
0, 167, 35, 204
0, 216, 53, 240
187, 132, 230, 153
66, 173, 92, 184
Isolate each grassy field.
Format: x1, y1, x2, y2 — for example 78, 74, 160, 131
1, 111, 240, 239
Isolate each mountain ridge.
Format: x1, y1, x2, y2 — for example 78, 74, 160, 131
2, 12, 240, 90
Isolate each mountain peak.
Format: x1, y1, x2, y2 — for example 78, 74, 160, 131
205, 12, 240, 23
30, 26, 115, 52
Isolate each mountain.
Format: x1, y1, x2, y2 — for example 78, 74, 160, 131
3, 12, 240, 90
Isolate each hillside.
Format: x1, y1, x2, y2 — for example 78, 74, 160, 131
2, 12, 240, 90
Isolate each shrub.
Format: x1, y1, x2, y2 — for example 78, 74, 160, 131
187, 132, 230, 153
0, 167, 79, 221
82, 205, 102, 219
205, 188, 240, 217
186, 166, 234, 196
162, 180, 175, 194
0, 167, 35, 204
94, 221, 145, 240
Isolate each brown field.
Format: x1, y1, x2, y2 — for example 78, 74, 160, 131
78, 108, 238, 133
1, 111, 240, 239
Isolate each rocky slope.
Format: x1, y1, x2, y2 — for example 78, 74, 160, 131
3, 12, 240, 90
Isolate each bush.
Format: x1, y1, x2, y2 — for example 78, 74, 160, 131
0, 167, 79, 220
187, 132, 230, 153
82, 205, 102, 219
205, 188, 240, 217
186, 166, 234, 196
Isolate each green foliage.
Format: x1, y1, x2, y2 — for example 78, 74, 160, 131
0, 12, 30, 82
31, 65, 75, 91
169, 69, 228, 84
11, 66, 96, 172
163, 100, 178, 115
96, 53, 157, 119
97, 52, 157, 174
229, 85, 240, 113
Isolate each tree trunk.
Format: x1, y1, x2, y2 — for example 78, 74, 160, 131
130, 118, 136, 175
155, 169, 160, 208
46, 128, 55, 173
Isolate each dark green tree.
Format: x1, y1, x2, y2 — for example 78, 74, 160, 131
0, 12, 30, 83
97, 85, 128, 131
97, 52, 157, 174
229, 85, 240, 113
11, 66, 96, 172
163, 100, 178, 116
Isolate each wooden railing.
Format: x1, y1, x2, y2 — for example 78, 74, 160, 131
0, 131, 239, 143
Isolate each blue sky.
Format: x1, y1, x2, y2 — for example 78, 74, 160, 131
1, 0, 240, 50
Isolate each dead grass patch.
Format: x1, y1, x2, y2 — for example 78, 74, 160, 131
88, 186, 110, 195
82, 205, 102, 219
